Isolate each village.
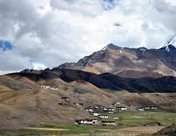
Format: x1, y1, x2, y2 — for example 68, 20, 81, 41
75, 103, 158, 126
40, 85, 158, 126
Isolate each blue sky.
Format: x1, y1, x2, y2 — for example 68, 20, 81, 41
0, 0, 176, 74
100, 0, 118, 10
0, 40, 13, 51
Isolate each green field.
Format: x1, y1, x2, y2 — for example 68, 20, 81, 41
0, 111, 175, 136
109, 111, 176, 127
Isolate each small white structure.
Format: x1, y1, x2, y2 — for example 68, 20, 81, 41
144, 106, 158, 111
113, 117, 119, 120
41, 85, 59, 91
93, 112, 100, 117
86, 108, 93, 113
75, 119, 98, 125
116, 106, 128, 111
102, 120, 116, 126
121, 107, 127, 111
138, 108, 144, 111
103, 108, 115, 113
108, 108, 116, 113
98, 114, 108, 119
103, 108, 108, 111
112, 101, 121, 106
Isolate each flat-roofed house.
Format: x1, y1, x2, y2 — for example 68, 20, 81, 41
116, 106, 128, 112
75, 119, 98, 125
101, 120, 116, 126
98, 114, 108, 119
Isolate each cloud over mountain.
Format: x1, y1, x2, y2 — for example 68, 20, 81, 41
0, 0, 176, 73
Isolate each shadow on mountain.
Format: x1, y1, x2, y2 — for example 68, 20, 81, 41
8, 68, 176, 93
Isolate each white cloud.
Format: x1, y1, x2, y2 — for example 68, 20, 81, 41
0, 0, 176, 73
32, 62, 46, 70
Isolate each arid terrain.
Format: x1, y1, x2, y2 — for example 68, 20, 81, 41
0, 73, 176, 130
0, 45, 176, 135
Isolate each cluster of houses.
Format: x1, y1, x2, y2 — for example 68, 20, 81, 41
75, 119, 98, 125
41, 85, 59, 91
112, 102, 128, 112
85, 105, 116, 115
138, 105, 158, 111
75, 118, 116, 126
75, 102, 158, 126
40, 85, 159, 126
85, 104, 128, 116
78, 104, 125, 126
58, 96, 84, 107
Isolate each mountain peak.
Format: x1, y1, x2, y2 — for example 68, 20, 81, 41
163, 43, 176, 52
102, 43, 121, 50
163, 35, 176, 52
58, 42, 176, 78
168, 35, 176, 46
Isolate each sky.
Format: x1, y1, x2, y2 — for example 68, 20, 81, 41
0, 0, 176, 74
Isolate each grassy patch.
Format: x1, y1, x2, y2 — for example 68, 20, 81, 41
42, 124, 95, 134
0, 129, 62, 136
0, 112, 175, 136
109, 111, 176, 127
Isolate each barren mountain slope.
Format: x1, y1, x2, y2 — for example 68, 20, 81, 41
0, 75, 117, 129
59, 44, 176, 78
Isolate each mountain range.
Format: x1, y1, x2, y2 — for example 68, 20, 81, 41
0, 40, 176, 128
9, 68, 176, 93
59, 43, 176, 78
7, 40, 176, 94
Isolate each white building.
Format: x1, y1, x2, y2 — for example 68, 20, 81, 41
102, 120, 116, 126
75, 119, 98, 125
41, 85, 59, 91
93, 113, 100, 117
116, 106, 128, 111
138, 108, 144, 111
98, 114, 108, 119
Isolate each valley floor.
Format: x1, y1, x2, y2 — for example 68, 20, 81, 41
0, 126, 164, 136
0, 111, 175, 136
